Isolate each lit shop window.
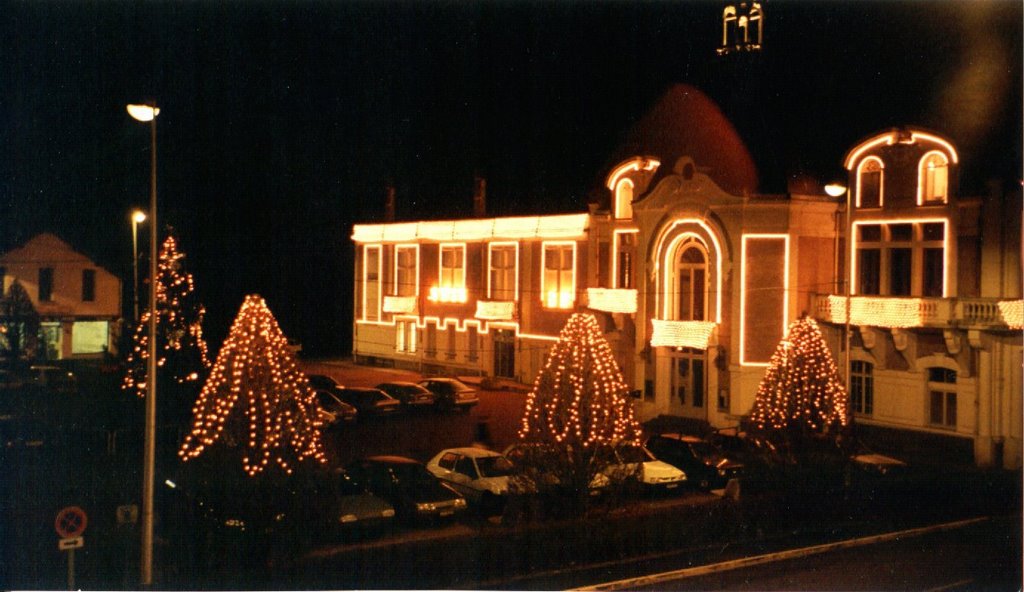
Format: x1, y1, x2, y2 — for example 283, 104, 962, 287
396, 320, 417, 353
856, 157, 884, 208
614, 179, 634, 220
542, 243, 576, 309
850, 360, 874, 415
363, 246, 381, 321
927, 367, 957, 428
394, 245, 418, 297
488, 243, 517, 301
429, 244, 467, 303
918, 151, 949, 204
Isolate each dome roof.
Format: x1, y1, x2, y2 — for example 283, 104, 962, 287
610, 84, 759, 196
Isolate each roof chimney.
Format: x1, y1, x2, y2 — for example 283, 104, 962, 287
473, 176, 486, 218
384, 184, 396, 222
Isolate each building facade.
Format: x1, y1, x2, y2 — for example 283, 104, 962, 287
351, 116, 1022, 469
0, 233, 123, 359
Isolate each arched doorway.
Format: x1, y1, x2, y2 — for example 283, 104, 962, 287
668, 237, 709, 417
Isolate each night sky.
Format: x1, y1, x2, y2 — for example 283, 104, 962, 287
2, 1, 1021, 354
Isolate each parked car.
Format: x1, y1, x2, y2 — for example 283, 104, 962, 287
335, 387, 401, 417
376, 381, 436, 408
418, 378, 479, 411
645, 433, 744, 490
307, 373, 343, 392
315, 389, 358, 426
426, 447, 512, 513
346, 456, 467, 523
26, 365, 76, 394
599, 443, 688, 492
288, 468, 396, 540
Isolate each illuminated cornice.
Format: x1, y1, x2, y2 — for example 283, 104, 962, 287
650, 320, 717, 349
586, 288, 638, 314
606, 157, 660, 190
352, 213, 590, 243
844, 129, 959, 170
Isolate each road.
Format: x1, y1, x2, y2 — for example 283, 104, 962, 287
570, 514, 1021, 591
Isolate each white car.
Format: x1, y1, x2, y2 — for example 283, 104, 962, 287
426, 447, 512, 512
601, 444, 688, 491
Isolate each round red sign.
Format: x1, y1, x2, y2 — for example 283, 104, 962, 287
55, 506, 88, 538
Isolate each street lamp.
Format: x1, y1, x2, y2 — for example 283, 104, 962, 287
127, 102, 159, 587
826, 182, 854, 425
131, 209, 147, 323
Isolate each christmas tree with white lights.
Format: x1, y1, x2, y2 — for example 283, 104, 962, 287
178, 295, 326, 476
123, 235, 211, 399
749, 317, 849, 440
517, 312, 642, 507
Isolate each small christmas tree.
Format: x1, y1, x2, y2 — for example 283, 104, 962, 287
0, 280, 40, 361
178, 294, 326, 476
516, 312, 642, 507
123, 235, 211, 398
749, 317, 848, 440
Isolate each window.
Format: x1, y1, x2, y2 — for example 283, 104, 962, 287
467, 325, 478, 362
850, 361, 874, 415
38, 267, 54, 302
488, 244, 517, 301
614, 179, 634, 219
82, 269, 96, 302
394, 246, 418, 297
614, 231, 637, 289
918, 151, 949, 204
853, 221, 947, 297
425, 323, 437, 357
856, 157, 884, 208
432, 244, 466, 303
675, 240, 707, 321
396, 320, 417, 353
363, 246, 381, 321
446, 323, 456, 360
927, 367, 957, 428
542, 242, 575, 308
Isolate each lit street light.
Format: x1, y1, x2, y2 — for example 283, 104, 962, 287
127, 101, 159, 587
131, 209, 147, 323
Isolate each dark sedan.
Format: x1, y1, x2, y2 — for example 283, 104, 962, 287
315, 389, 358, 426
646, 433, 744, 490
376, 381, 436, 408
418, 377, 479, 411
346, 456, 467, 523
335, 387, 401, 417
307, 373, 343, 392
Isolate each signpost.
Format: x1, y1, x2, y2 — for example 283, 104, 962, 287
55, 506, 87, 590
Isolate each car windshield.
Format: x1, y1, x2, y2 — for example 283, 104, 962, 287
688, 441, 719, 460
390, 463, 437, 486
336, 471, 365, 496
617, 446, 653, 464
476, 456, 513, 477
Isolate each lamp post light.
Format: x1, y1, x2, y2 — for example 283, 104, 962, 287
127, 102, 159, 587
131, 209, 147, 323
826, 182, 853, 423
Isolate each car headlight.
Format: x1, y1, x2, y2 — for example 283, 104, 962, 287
415, 502, 436, 512
382, 509, 396, 518
340, 514, 358, 524
454, 498, 467, 509
224, 518, 246, 529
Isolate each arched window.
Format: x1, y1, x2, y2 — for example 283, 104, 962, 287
850, 360, 874, 415
722, 6, 737, 47
749, 3, 763, 45
856, 157, 884, 208
614, 178, 634, 219
918, 151, 949, 204
674, 238, 708, 321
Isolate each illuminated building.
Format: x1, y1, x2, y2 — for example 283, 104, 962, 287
0, 233, 123, 359
351, 88, 1021, 470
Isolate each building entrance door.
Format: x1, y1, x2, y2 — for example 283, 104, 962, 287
670, 347, 706, 419
494, 330, 515, 379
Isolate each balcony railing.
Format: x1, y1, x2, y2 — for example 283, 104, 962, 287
650, 319, 717, 349
585, 288, 638, 314
812, 294, 1023, 329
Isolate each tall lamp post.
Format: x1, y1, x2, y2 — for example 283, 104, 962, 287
127, 102, 159, 587
825, 182, 851, 421
131, 209, 147, 323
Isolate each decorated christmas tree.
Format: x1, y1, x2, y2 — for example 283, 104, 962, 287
516, 312, 642, 507
749, 317, 849, 440
0, 280, 40, 361
123, 235, 211, 398
178, 294, 326, 476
